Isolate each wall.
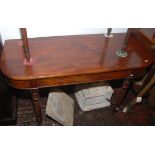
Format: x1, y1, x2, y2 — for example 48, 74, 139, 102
0, 28, 127, 44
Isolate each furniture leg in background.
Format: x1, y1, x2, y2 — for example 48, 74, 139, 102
123, 73, 155, 112
30, 89, 42, 124
143, 64, 155, 87
117, 75, 134, 106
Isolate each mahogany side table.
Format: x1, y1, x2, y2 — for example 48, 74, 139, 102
0, 32, 152, 124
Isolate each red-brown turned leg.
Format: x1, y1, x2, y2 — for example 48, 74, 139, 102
30, 89, 42, 124
118, 75, 134, 106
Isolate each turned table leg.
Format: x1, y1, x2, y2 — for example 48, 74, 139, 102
118, 75, 134, 106
30, 89, 42, 124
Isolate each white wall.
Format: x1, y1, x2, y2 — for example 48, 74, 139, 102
0, 28, 127, 44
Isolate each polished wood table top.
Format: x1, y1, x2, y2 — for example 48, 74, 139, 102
0, 33, 152, 89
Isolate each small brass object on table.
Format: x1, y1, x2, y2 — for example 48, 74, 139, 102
116, 28, 135, 58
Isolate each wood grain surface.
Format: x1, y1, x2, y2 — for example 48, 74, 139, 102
0, 33, 152, 89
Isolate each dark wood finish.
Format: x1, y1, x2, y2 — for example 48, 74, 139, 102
31, 89, 42, 124
118, 75, 134, 105
20, 28, 31, 62
0, 31, 153, 123
5, 69, 145, 89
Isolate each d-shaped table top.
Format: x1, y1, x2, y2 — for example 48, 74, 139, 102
0, 33, 152, 88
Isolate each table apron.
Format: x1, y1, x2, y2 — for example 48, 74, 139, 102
6, 69, 145, 89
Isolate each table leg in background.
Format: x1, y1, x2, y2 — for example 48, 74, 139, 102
118, 75, 134, 106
